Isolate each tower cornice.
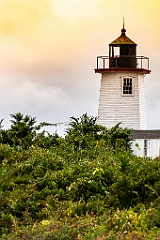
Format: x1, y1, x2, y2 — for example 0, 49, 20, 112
95, 68, 151, 74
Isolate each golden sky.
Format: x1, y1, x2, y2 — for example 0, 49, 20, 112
1, 0, 160, 68
0, 0, 160, 65
0, 0, 160, 130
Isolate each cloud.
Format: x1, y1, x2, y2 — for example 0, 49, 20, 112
53, 0, 101, 21
0, 0, 101, 72
0, 71, 99, 135
0, 0, 50, 36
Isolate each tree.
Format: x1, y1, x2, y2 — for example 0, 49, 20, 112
65, 114, 132, 153
103, 123, 132, 152
0, 113, 37, 149
65, 113, 105, 151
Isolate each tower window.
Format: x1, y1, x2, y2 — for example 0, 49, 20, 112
123, 78, 132, 95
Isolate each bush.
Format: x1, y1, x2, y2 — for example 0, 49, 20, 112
1, 113, 160, 239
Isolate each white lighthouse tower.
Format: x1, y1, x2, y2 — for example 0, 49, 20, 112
95, 25, 151, 130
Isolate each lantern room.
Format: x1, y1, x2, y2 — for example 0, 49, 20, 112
109, 27, 137, 68
95, 26, 150, 73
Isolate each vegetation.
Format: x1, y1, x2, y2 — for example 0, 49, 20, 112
1, 113, 160, 239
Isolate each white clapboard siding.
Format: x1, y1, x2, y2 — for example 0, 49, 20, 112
132, 139, 160, 159
97, 72, 147, 130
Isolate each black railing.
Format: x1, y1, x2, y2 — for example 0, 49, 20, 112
96, 56, 150, 70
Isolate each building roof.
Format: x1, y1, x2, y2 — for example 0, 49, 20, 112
109, 28, 137, 45
132, 130, 160, 139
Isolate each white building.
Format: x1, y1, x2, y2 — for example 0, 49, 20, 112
95, 25, 160, 158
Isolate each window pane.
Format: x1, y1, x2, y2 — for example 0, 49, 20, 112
144, 148, 147, 156
144, 140, 152, 157
123, 78, 133, 95
114, 47, 120, 56
144, 140, 147, 148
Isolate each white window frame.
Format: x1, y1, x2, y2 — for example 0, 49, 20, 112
121, 76, 135, 96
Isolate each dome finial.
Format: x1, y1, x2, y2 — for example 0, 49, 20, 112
121, 17, 126, 35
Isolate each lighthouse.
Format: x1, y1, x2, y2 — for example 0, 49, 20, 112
95, 24, 151, 130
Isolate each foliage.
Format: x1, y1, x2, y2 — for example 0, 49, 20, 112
0, 113, 37, 149
1, 113, 160, 239
64, 114, 132, 161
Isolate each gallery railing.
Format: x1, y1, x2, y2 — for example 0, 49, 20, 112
96, 56, 150, 70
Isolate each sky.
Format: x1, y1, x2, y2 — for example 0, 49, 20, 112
0, 0, 160, 134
